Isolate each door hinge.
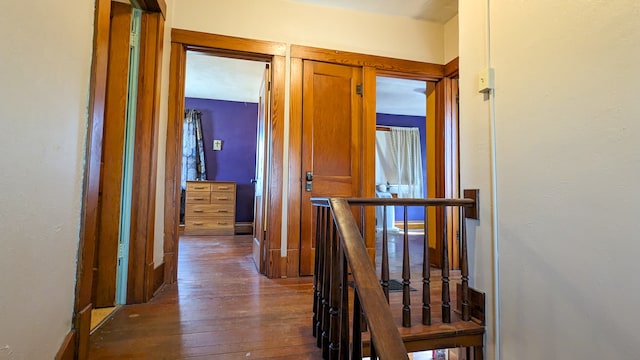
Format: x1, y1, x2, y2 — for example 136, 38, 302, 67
130, 31, 139, 47
268, 81, 271, 91
356, 84, 363, 96
118, 243, 126, 259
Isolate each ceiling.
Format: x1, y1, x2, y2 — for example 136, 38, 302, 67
184, 0, 457, 117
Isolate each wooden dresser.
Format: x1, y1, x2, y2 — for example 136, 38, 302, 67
184, 181, 236, 235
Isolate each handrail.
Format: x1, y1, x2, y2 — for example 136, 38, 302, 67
329, 198, 409, 359
331, 197, 476, 207
311, 195, 482, 359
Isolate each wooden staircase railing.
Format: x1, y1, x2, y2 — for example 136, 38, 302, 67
312, 196, 484, 360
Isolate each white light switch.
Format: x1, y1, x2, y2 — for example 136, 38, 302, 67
478, 67, 495, 93
213, 139, 222, 151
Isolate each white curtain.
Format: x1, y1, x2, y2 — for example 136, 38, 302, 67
375, 127, 424, 198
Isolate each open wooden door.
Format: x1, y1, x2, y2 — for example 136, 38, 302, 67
93, 1, 133, 308
253, 64, 270, 273
299, 60, 362, 276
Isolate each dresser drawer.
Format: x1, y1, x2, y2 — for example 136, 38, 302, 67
210, 191, 235, 204
211, 182, 234, 192
186, 182, 211, 192
186, 204, 234, 217
186, 191, 210, 204
184, 216, 235, 235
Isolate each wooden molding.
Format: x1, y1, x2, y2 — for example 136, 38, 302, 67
128, 9, 164, 305
74, 0, 110, 355
135, 0, 167, 18
54, 330, 75, 360
75, 303, 92, 360
153, 262, 165, 295
235, 222, 253, 234
286, 249, 300, 278
286, 57, 303, 277
444, 57, 459, 78
171, 29, 286, 57
265, 55, 286, 278
362, 66, 377, 253
291, 45, 444, 80
268, 249, 282, 278
163, 42, 186, 284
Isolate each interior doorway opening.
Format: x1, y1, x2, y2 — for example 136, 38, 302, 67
178, 50, 272, 274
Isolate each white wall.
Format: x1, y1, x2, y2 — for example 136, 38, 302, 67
0, 0, 93, 358
460, 0, 640, 359
458, 1, 495, 358
443, 14, 458, 63
172, 0, 444, 63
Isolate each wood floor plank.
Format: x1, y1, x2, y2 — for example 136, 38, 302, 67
89, 235, 321, 359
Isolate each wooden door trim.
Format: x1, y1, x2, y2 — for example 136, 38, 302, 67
128, 10, 165, 303
291, 45, 444, 80
73, 0, 111, 357
172, 29, 287, 57
362, 66, 377, 258
73, 1, 165, 358
163, 42, 186, 284
164, 31, 286, 280
136, 0, 167, 17
444, 57, 459, 78
287, 57, 303, 277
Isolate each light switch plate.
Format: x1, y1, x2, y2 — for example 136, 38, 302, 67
478, 67, 494, 93
213, 139, 222, 151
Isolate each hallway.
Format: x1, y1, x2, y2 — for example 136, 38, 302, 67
89, 235, 320, 359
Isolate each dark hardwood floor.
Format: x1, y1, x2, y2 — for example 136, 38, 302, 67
89, 235, 321, 359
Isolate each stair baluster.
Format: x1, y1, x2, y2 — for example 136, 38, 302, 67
422, 205, 431, 325
442, 207, 451, 323
402, 206, 411, 327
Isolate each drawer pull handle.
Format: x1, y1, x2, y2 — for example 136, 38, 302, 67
194, 186, 206, 190
194, 197, 204, 200
217, 209, 228, 213
217, 222, 228, 225
218, 186, 229, 190
193, 222, 204, 226
193, 209, 204, 213
216, 197, 228, 200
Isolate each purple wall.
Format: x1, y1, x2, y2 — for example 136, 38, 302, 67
185, 98, 258, 222
376, 113, 427, 221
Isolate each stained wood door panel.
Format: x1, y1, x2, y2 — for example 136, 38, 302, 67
253, 65, 270, 274
94, 1, 132, 308
299, 60, 362, 276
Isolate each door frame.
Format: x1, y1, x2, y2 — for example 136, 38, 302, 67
287, 45, 458, 276
71, 0, 166, 358
163, 29, 287, 281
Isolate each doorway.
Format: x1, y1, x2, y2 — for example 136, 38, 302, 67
374, 76, 443, 266
92, 1, 141, 310
163, 31, 288, 282
179, 51, 270, 269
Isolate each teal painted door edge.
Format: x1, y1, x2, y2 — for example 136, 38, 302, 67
115, 8, 142, 305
